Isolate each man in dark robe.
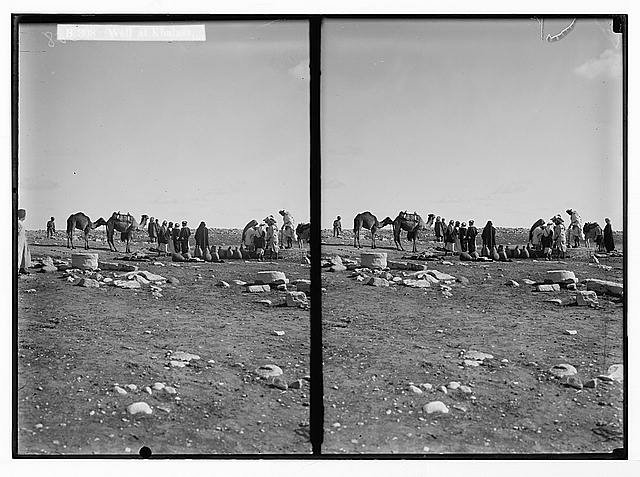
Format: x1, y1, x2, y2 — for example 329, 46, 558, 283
178, 220, 191, 254
458, 222, 468, 253
195, 221, 209, 252
171, 220, 181, 253
466, 220, 478, 253
148, 217, 158, 243
481, 220, 496, 250
603, 218, 615, 252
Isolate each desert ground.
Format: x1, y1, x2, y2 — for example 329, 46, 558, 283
321, 226, 624, 454
16, 228, 311, 455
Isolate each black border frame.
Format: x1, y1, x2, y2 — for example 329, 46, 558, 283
11, 13, 627, 460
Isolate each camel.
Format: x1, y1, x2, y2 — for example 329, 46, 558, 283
353, 212, 393, 249
66, 212, 97, 250
296, 223, 311, 248
94, 212, 143, 253
583, 222, 603, 250
392, 211, 435, 252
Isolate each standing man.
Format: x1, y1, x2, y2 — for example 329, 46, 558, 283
179, 220, 191, 254
603, 218, 615, 252
265, 215, 280, 259
458, 222, 468, 253
566, 209, 584, 248
46, 217, 56, 239
278, 210, 295, 249
466, 220, 478, 254
333, 216, 342, 237
18, 209, 31, 274
553, 216, 567, 259
171, 220, 181, 253
434, 217, 443, 243
148, 217, 158, 243
157, 220, 169, 256
195, 221, 210, 254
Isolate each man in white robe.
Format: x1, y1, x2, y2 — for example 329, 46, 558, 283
17, 209, 31, 273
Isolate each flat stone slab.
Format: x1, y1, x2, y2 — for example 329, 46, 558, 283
401, 278, 431, 288
169, 351, 201, 362
584, 279, 623, 297
463, 350, 494, 361
99, 261, 138, 272
426, 270, 456, 282
246, 284, 271, 293
286, 291, 309, 307
113, 280, 141, 289
294, 279, 311, 293
535, 284, 560, 292
255, 271, 287, 284
388, 260, 410, 270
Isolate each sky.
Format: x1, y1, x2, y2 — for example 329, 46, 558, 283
18, 21, 309, 230
321, 19, 623, 229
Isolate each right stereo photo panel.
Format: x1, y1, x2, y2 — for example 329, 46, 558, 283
320, 18, 624, 455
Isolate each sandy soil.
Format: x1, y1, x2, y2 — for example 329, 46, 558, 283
17, 229, 311, 455
321, 227, 624, 454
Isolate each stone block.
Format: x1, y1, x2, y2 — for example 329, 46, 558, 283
361, 252, 387, 269
71, 253, 98, 270
585, 279, 623, 298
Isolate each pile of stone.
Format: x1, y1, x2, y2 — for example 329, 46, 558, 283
534, 270, 578, 292
548, 363, 623, 390
352, 264, 457, 292
166, 350, 201, 368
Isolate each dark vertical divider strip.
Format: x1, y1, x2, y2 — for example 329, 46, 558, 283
309, 17, 324, 455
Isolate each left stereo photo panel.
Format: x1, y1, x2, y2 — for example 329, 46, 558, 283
15, 19, 311, 455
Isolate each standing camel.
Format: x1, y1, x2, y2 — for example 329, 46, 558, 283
583, 222, 604, 251
353, 212, 393, 249
66, 212, 97, 250
94, 212, 143, 253
392, 211, 435, 252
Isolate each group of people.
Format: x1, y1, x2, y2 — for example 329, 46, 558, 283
145, 219, 193, 256
529, 215, 569, 260
434, 217, 492, 256
241, 212, 291, 261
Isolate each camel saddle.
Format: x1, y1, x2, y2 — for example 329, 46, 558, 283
113, 212, 134, 223
400, 212, 421, 223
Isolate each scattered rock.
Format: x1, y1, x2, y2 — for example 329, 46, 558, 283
463, 359, 481, 367
562, 375, 583, 389
583, 379, 598, 389
125, 384, 138, 392
144, 386, 152, 395
167, 277, 180, 285
575, 290, 599, 307
426, 270, 456, 282
566, 283, 577, 290
458, 385, 472, 394
113, 385, 127, 395
255, 271, 287, 285
408, 385, 423, 394
584, 279, 623, 298
232, 279, 247, 287
255, 364, 283, 379
420, 383, 433, 391
423, 401, 449, 414
170, 360, 187, 368
438, 385, 448, 394
288, 379, 304, 389
126, 402, 153, 416
163, 386, 177, 394
329, 264, 348, 272
546, 270, 577, 284
272, 330, 285, 336
549, 363, 578, 378
294, 279, 311, 294
39, 265, 58, 273
76, 278, 100, 288
447, 381, 460, 390
152, 382, 165, 391
286, 291, 309, 307
546, 299, 563, 305
505, 280, 520, 287
606, 364, 623, 382
456, 276, 470, 285
258, 300, 272, 307
269, 376, 288, 390
564, 330, 578, 335
367, 277, 389, 287
216, 280, 230, 288
113, 280, 141, 289
523, 279, 536, 285
401, 278, 431, 288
